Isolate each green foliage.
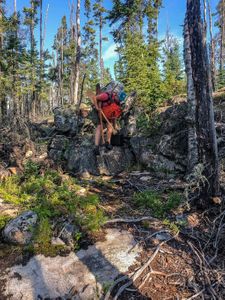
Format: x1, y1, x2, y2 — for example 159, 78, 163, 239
162, 31, 185, 99
133, 190, 182, 218
216, 69, 225, 90
136, 111, 161, 135
0, 162, 106, 255
0, 215, 11, 230
162, 219, 180, 234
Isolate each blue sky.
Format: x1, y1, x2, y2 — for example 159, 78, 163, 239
5, 0, 219, 75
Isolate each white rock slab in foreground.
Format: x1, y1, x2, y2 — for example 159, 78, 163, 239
3, 228, 142, 300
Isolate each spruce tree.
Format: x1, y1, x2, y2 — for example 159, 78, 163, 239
23, 0, 40, 116
162, 30, 184, 99
93, 0, 108, 84
82, 0, 99, 92
215, 0, 225, 88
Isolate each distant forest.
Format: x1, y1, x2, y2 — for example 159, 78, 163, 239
0, 0, 224, 121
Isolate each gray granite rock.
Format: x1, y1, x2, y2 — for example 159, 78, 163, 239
3, 211, 38, 245
3, 228, 142, 300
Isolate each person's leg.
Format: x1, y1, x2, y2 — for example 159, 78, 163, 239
95, 124, 101, 146
107, 123, 113, 144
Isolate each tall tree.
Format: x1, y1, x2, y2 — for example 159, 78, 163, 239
215, 0, 225, 88
184, 0, 220, 200
207, 0, 216, 91
73, 0, 81, 105
82, 0, 99, 91
163, 30, 184, 99
0, 0, 7, 121
23, 0, 40, 116
53, 16, 68, 105
93, 0, 107, 84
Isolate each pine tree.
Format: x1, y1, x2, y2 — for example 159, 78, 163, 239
93, 0, 108, 84
53, 16, 68, 105
215, 0, 225, 88
145, 0, 164, 106
73, 0, 81, 105
82, 0, 99, 92
0, 0, 7, 120
23, 0, 40, 117
162, 30, 184, 99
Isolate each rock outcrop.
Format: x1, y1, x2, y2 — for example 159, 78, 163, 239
48, 102, 189, 177
3, 211, 38, 245
3, 228, 142, 300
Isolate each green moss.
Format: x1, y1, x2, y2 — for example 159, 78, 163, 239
0, 215, 11, 230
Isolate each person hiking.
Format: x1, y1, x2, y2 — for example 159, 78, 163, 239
89, 82, 127, 154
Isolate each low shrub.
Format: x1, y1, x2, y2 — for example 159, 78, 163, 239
133, 190, 182, 218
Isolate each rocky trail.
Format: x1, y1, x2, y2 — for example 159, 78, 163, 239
1, 95, 225, 299
1, 170, 225, 299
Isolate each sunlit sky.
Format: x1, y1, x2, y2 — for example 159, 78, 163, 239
5, 0, 219, 76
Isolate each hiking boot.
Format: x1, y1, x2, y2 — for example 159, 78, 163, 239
104, 142, 113, 151
93, 146, 100, 155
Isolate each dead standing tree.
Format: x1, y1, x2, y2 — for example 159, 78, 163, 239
184, 0, 220, 201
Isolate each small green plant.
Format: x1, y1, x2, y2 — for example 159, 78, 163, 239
163, 219, 180, 234
0, 215, 11, 230
24, 160, 40, 178
133, 190, 182, 218
166, 192, 182, 211
133, 190, 164, 218
102, 281, 113, 294
137, 111, 161, 135
0, 162, 106, 255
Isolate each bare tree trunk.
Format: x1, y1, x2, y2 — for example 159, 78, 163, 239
60, 26, 64, 105
100, 15, 104, 84
69, 0, 75, 104
207, 0, 216, 91
220, 0, 225, 71
203, 0, 207, 43
0, 1, 7, 122
185, 0, 220, 200
14, 0, 17, 13
184, 15, 198, 173
12, 0, 18, 117
38, 0, 43, 115
43, 3, 49, 50
40, 0, 43, 64
31, 0, 36, 118
73, 0, 81, 105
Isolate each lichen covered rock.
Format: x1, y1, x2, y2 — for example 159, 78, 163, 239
3, 211, 38, 245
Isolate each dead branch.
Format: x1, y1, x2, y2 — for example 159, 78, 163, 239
105, 234, 177, 300
105, 216, 158, 225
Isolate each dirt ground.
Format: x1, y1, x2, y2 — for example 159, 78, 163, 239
1, 145, 225, 299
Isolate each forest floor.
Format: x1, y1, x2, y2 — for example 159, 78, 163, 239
1, 165, 225, 299
1, 109, 225, 299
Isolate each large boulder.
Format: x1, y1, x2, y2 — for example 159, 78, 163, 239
3, 228, 142, 300
67, 145, 134, 176
67, 145, 99, 176
97, 146, 134, 175
54, 107, 83, 133
49, 134, 135, 176
3, 211, 38, 245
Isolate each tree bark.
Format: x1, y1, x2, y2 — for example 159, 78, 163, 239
220, 0, 225, 71
73, 0, 81, 105
185, 0, 220, 199
207, 0, 216, 91
69, 0, 75, 104
0, 1, 7, 122
100, 15, 104, 84
184, 15, 198, 173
